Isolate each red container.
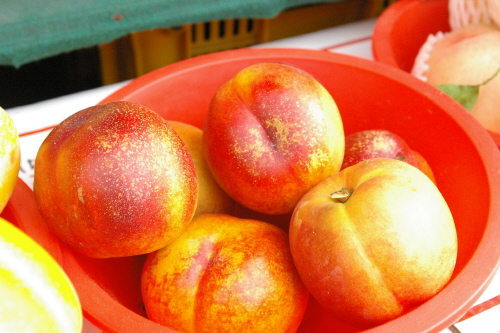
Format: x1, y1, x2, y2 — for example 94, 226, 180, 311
372, 0, 450, 73
4, 48, 500, 332
372, 0, 500, 146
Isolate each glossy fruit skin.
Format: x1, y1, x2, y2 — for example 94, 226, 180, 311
203, 62, 344, 215
0, 107, 20, 214
142, 213, 309, 333
341, 129, 435, 182
289, 158, 457, 329
33, 101, 197, 258
0, 217, 82, 332
168, 121, 235, 218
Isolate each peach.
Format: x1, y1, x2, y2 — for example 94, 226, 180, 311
203, 62, 344, 215
425, 24, 500, 134
289, 158, 457, 328
141, 213, 309, 333
167, 121, 235, 217
33, 101, 197, 258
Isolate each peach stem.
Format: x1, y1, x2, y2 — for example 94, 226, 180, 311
330, 187, 352, 203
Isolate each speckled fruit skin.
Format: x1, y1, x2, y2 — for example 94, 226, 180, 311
167, 121, 235, 218
33, 101, 198, 258
289, 158, 457, 329
142, 213, 309, 333
203, 63, 345, 215
341, 129, 435, 183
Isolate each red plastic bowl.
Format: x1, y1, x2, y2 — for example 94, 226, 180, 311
372, 0, 500, 146
5, 48, 500, 333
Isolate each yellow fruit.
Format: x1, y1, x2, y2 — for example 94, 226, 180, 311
0, 107, 20, 213
0, 217, 82, 332
167, 121, 235, 218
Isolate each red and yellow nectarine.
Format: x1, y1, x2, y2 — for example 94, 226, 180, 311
342, 129, 435, 183
33, 101, 198, 258
203, 63, 345, 215
289, 158, 457, 328
142, 213, 309, 333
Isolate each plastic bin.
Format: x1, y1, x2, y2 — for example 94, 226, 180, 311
99, 0, 391, 84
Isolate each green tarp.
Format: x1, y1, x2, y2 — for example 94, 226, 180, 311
1, 0, 342, 67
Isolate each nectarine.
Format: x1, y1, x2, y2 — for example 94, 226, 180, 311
142, 213, 309, 333
168, 121, 234, 218
203, 63, 345, 215
342, 129, 435, 183
33, 101, 198, 258
289, 158, 457, 328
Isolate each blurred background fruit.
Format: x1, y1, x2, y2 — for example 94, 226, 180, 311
0, 217, 82, 332
0, 107, 20, 214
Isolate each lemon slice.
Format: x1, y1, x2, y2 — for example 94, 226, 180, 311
0, 218, 82, 332
0, 107, 20, 213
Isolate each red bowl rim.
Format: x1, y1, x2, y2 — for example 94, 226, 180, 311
371, 0, 424, 69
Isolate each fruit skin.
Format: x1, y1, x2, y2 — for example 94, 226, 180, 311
203, 62, 345, 215
341, 129, 436, 183
142, 213, 309, 333
425, 24, 500, 134
167, 121, 235, 218
289, 158, 457, 329
0, 107, 20, 214
33, 101, 198, 258
0, 217, 82, 332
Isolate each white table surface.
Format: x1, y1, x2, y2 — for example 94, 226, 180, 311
6, 17, 500, 333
